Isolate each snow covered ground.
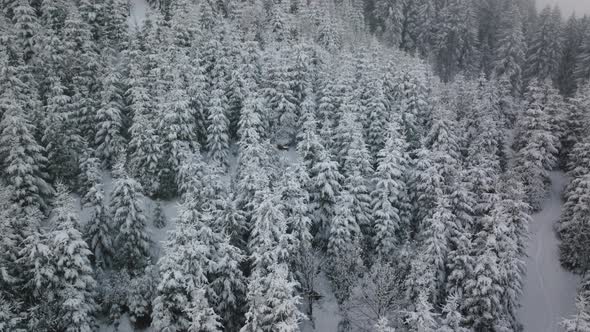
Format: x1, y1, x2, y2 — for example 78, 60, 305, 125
519, 171, 580, 332
301, 271, 341, 332
128, 0, 149, 30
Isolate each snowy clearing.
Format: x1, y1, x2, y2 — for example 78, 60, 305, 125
301, 271, 341, 332
128, 0, 149, 30
519, 171, 580, 332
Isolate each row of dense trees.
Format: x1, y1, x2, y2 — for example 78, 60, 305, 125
0, 0, 587, 331
367, 0, 590, 95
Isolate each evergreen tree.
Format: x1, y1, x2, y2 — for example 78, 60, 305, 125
241, 263, 304, 332
127, 48, 162, 196
524, 6, 563, 82
0, 95, 53, 213
187, 288, 223, 332
557, 15, 585, 96
364, 76, 388, 160
432, 0, 479, 82
342, 121, 373, 245
493, 0, 525, 95
12, 0, 39, 62
310, 150, 343, 245
327, 191, 363, 302
157, 61, 199, 195
575, 26, 590, 88
462, 202, 506, 330
153, 201, 167, 229
42, 75, 84, 184
404, 292, 439, 332
279, 162, 313, 271
48, 185, 97, 332
83, 179, 113, 269
559, 172, 590, 271
110, 164, 150, 270
514, 80, 559, 210
207, 88, 230, 167
152, 221, 212, 331
373, 121, 411, 252
265, 50, 299, 146
439, 293, 469, 332
296, 91, 323, 172
95, 65, 126, 169
372, 0, 404, 47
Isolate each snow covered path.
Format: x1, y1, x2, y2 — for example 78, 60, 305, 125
301, 272, 341, 332
128, 0, 149, 30
518, 171, 579, 332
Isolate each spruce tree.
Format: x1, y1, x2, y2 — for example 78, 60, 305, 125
327, 191, 363, 302
372, 122, 409, 257
513, 80, 559, 209
310, 150, 343, 245
524, 6, 563, 81
95, 65, 126, 169
432, 0, 479, 82
83, 180, 113, 269
48, 185, 97, 332
462, 202, 506, 330
153, 201, 167, 229
42, 75, 84, 184
296, 91, 323, 172
207, 88, 230, 167
0, 95, 53, 213
152, 221, 212, 331
493, 0, 525, 95
110, 164, 150, 270
575, 27, 590, 88
127, 49, 162, 196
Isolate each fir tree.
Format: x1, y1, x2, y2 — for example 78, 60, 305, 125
462, 203, 506, 330
493, 0, 525, 95
187, 288, 223, 332
575, 27, 590, 88
279, 162, 313, 270
48, 185, 97, 332
127, 48, 162, 196
524, 6, 563, 81
42, 75, 84, 184
327, 191, 363, 302
372, 122, 409, 257
432, 0, 479, 82
110, 164, 150, 270
513, 80, 559, 210
0, 95, 53, 213
153, 201, 167, 229
296, 91, 323, 172
95, 65, 126, 169
12, 0, 39, 62
559, 173, 590, 271
310, 150, 343, 245
207, 88, 230, 167
404, 292, 439, 332
83, 181, 113, 269
152, 221, 211, 331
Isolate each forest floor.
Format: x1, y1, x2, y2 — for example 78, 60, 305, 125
128, 0, 149, 30
301, 271, 341, 332
518, 171, 579, 332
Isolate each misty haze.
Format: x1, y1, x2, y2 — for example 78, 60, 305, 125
1, 0, 590, 331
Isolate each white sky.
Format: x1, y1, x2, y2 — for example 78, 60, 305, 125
536, 0, 590, 16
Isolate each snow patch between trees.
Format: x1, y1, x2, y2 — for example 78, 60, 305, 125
519, 171, 579, 332
128, 0, 149, 30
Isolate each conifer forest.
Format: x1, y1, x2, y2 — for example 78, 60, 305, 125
3, 0, 590, 331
